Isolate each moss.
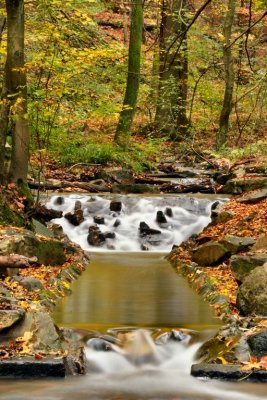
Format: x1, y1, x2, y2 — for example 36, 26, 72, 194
0, 199, 25, 227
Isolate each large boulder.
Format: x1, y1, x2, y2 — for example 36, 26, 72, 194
237, 189, 267, 204
222, 177, 267, 194
230, 253, 267, 283
192, 241, 230, 266
0, 229, 66, 266
247, 330, 267, 358
237, 263, 267, 316
0, 309, 25, 332
219, 235, 255, 254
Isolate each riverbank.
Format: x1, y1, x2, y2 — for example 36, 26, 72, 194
0, 223, 90, 377
168, 188, 267, 380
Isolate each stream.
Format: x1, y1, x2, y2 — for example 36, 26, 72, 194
1, 194, 266, 399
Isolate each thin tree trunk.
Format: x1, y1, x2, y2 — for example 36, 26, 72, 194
154, 0, 188, 140
6, 0, 29, 183
114, 0, 143, 150
217, 0, 236, 149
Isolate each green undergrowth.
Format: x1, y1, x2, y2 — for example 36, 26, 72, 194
52, 135, 166, 172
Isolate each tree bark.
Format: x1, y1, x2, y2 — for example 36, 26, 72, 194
0, 0, 29, 183
114, 0, 143, 150
154, 0, 188, 140
7, 0, 29, 183
217, 0, 237, 149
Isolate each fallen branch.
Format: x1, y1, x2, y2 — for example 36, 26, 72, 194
0, 254, 39, 269
28, 180, 111, 193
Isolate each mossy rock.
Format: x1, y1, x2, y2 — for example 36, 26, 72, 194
0, 199, 25, 227
0, 229, 66, 266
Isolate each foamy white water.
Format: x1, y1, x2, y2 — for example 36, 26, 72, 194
46, 194, 223, 252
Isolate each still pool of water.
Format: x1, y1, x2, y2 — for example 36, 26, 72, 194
53, 253, 219, 331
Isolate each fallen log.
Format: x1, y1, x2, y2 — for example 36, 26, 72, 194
28, 180, 111, 193
0, 254, 39, 269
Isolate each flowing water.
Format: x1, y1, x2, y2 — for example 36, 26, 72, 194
1, 194, 266, 400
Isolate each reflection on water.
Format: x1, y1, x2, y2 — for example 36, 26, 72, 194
53, 253, 219, 331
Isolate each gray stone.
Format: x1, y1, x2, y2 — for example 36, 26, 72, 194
19, 277, 44, 291
192, 241, 230, 266
237, 189, 267, 204
211, 210, 234, 225
219, 235, 255, 254
222, 177, 267, 194
1, 308, 63, 353
247, 330, 267, 358
230, 254, 267, 282
191, 363, 267, 382
0, 231, 66, 266
0, 309, 25, 332
237, 263, 267, 316
252, 236, 267, 251
0, 358, 66, 378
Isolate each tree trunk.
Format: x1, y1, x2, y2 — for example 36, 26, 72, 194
0, 0, 29, 184
0, 3, 9, 183
154, 0, 188, 140
114, 0, 143, 150
216, 0, 236, 149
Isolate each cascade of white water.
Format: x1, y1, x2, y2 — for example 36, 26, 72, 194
46, 194, 224, 252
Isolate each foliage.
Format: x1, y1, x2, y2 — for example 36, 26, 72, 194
1, 0, 266, 170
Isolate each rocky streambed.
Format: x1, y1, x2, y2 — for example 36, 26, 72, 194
168, 188, 267, 381
0, 156, 266, 380
0, 226, 89, 377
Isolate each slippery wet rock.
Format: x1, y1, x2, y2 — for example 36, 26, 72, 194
74, 200, 82, 211
86, 338, 113, 351
191, 363, 267, 382
93, 215, 105, 225
219, 235, 255, 254
0, 309, 25, 332
54, 196, 65, 205
113, 219, 121, 228
139, 222, 161, 237
0, 358, 66, 378
230, 254, 267, 283
110, 200, 122, 212
87, 226, 105, 247
237, 263, 267, 316
165, 207, 173, 217
65, 209, 84, 226
192, 241, 230, 266
104, 232, 116, 239
237, 189, 267, 204
247, 330, 267, 358
155, 330, 190, 345
156, 211, 167, 225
